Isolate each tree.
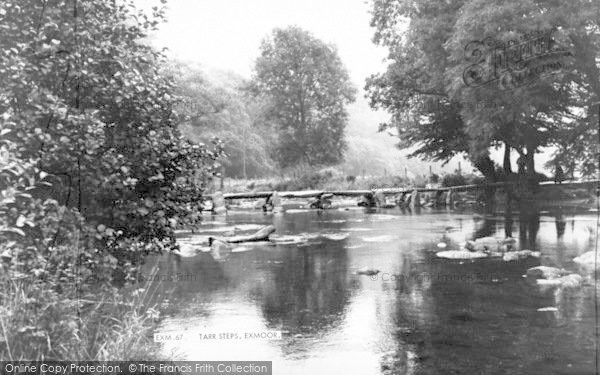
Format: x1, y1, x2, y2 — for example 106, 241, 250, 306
170, 63, 277, 178
0, 0, 220, 287
366, 0, 599, 182
251, 26, 356, 168
366, 0, 499, 181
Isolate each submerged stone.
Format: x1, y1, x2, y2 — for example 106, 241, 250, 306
526, 266, 570, 280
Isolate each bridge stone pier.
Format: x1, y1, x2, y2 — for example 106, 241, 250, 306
206, 180, 599, 213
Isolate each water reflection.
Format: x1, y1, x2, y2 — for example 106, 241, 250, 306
249, 241, 355, 337
554, 212, 567, 238
519, 209, 541, 250
148, 209, 597, 374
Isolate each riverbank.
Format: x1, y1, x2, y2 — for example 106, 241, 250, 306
220, 171, 483, 193
0, 268, 167, 361
218, 172, 597, 211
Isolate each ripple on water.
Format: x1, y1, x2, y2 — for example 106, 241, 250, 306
176, 241, 210, 256
231, 246, 251, 253
285, 209, 312, 214
198, 227, 238, 233
232, 224, 266, 231
270, 235, 309, 244
199, 221, 227, 225
345, 244, 364, 249
366, 214, 400, 221
361, 235, 398, 243
321, 233, 350, 241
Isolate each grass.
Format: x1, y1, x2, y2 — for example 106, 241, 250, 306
0, 266, 166, 361
221, 169, 483, 193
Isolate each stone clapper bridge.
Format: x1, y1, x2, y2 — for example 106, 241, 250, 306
206, 180, 600, 213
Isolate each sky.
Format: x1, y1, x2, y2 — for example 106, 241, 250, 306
144, 0, 388, 85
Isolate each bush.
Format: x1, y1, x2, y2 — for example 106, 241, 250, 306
442, 173, 467, 187
0, 0, 221, 361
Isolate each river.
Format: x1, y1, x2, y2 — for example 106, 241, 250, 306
143, 207, 598, 374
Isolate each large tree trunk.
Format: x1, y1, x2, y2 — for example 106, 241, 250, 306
525, 148, 536, 177
473, 154, 497, 182
503, 142, 512, 174
524, 147, 539, 192
473, 154, 497, 209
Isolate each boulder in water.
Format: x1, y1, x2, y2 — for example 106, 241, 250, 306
211, 191, 227, 214
222, 225, 276, 243
502, 250, 540, 261
322, 233, 349, 241
535, 274, 583, 288
526, 266, 570, 280
209, 238, 232, 260
527, 266, 583, 288
308, 193, 333, 209
436, 250, 489, 260
358, 193, 376, 207
535, 278, 563, 287
464, 237, 501, 252
410, 189, 421, 209
477, 237, 500, 250
373, 189, 385, 208
502, 237, 517, 245
465, 240, 485, 252
560, 274, 583, 288
573, 251, 600, 269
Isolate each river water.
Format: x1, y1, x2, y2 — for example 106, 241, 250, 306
144, 207, 598, 374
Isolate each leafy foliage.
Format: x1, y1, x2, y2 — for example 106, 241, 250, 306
171, 64, 277, 178
251, 26, 356, 168
366, 0, 599, 179
0, 0, 220, 287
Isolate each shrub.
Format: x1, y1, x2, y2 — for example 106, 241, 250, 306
0, 0, 221, 361
442, 173, 467, 187
0, 0, 223, 282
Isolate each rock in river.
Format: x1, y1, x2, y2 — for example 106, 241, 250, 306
356, 267, 380, 276
526, 266, 571, 280
465, 236, 501, 252
559, 274, 583, 288
210, 238, 232, 260
436, 250, 489, 260
573, 251, 600, 269
502, 250, 541, 261
526, 266, 583, 288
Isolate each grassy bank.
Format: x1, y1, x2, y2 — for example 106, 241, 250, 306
221, 169, 485, 193
0, 267, 166, 361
